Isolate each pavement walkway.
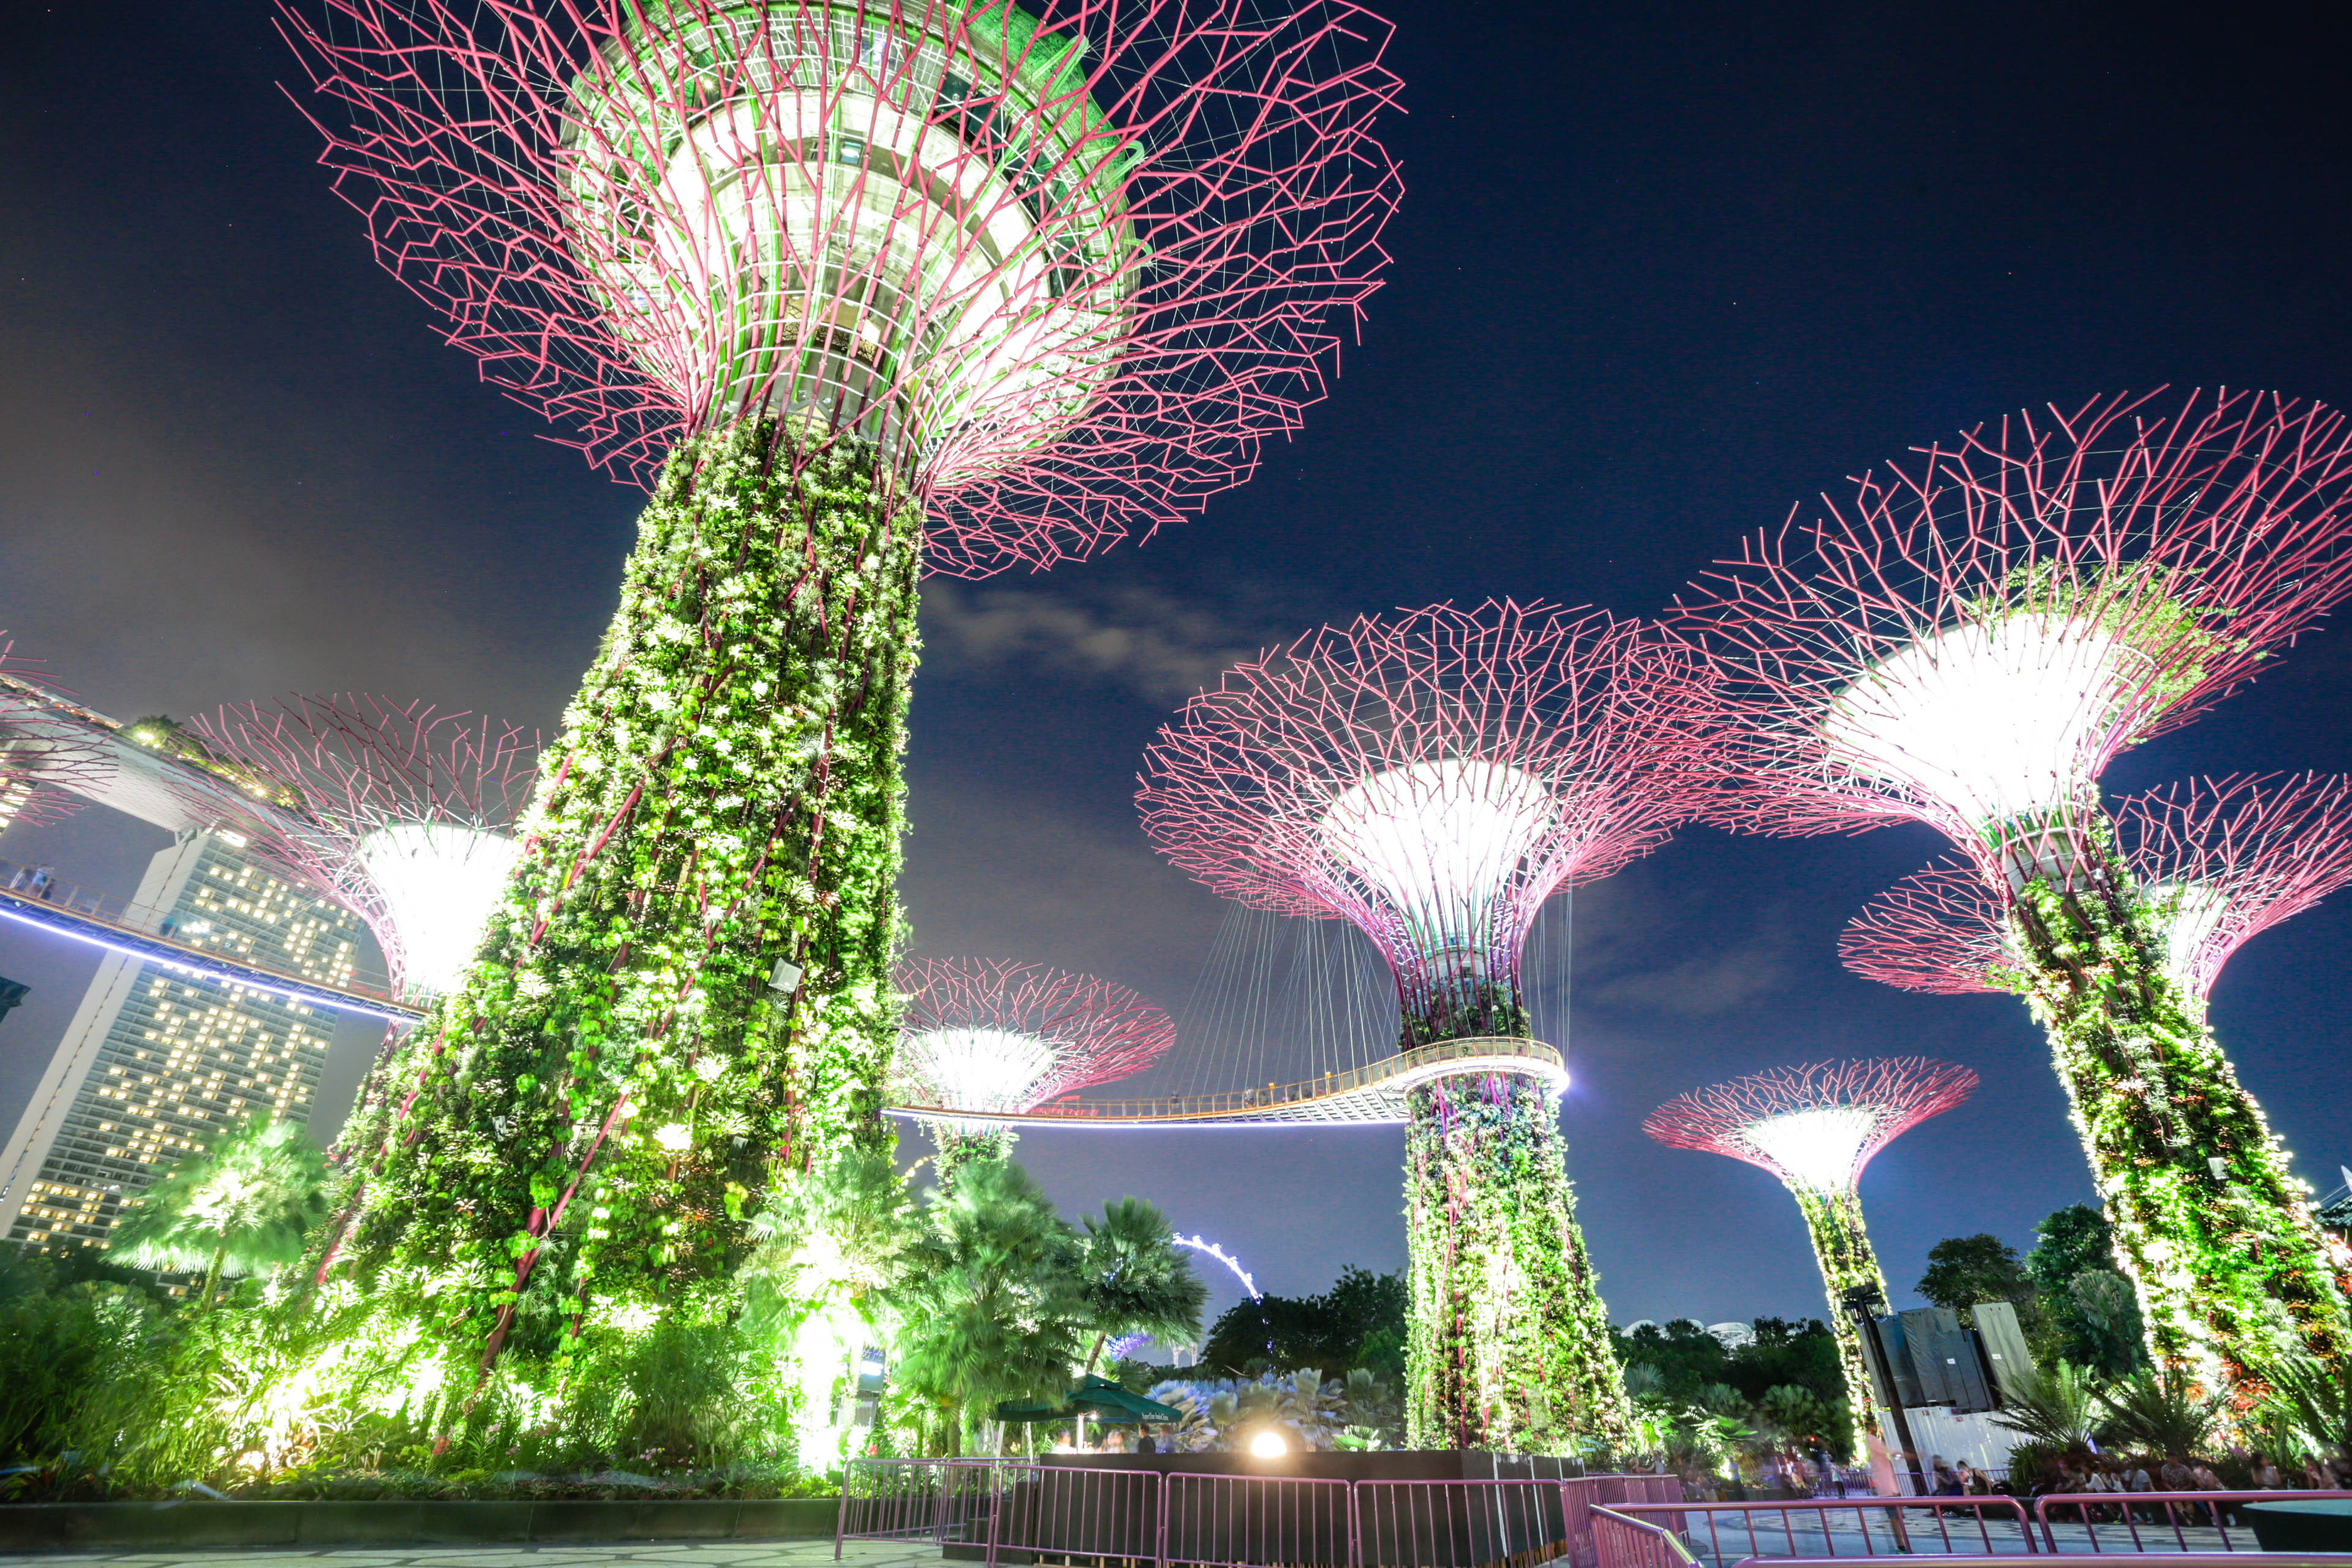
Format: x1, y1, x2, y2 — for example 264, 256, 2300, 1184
0, 1536, 933, 1568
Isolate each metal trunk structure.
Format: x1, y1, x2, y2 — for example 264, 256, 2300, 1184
332, 420, 918, 1360
1403, 1070, 1621, 1451
1141, 601, 1719, 1452
1646, 1057, 1975, 1461
283, 0, 1396, 1381
1674, 390, 2352, 1410
2000, 820, 2350, 1397
1845, 776, 2352, 1401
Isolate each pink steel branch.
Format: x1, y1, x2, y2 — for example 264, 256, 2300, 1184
1136, 600, 1718, 1015
1845, 772, 2352, 1001
187, 696, 537, 995
0, 634, 110, 832
1670, 390, 2352, 870
277, 0, 1401, 578
894, 956, 1174, 1108
1642, 1058, 1979, 1191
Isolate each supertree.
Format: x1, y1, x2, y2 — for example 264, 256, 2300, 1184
893, 956, 1172, 1180
0, 636, 109, 839
189, 696, 538, 1003
276, 0, 1399, 1380
1670, 389, 2352, 1406
1137, 600, 1719, 1453
1643, 1058, 1977, 1460
1846, 774, 2352, 1007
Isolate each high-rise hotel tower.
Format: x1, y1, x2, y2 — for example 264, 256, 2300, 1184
0, 831, 366, 1251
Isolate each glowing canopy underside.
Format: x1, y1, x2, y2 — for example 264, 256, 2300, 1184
1820, 613, 2138, 836
356, 822, 524, 999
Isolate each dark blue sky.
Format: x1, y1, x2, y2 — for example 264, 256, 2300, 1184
3, 0, 2350, 1336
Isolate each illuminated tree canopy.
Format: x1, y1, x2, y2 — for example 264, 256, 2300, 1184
191, 696, 538, 1001
1672, 389, 2352, 1410
1141, 600, 1718, 1455
892, 957, 1172, 1174
1646, 1058, 1977, 1458
1845, 773, 2352, 1005
0, 633, 107, 837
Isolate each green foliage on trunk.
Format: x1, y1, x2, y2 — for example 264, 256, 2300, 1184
2001, 816, 2352, 1405
320, 415, 920, 1382
1403, 1072, 1632, 1453
929, 1124, 1015, 1189
1790, 1185, 1888, 1461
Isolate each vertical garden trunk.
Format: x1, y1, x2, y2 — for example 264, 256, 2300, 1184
323, 416, 919, 1378
2005, 825, 2352, 1409
1789, 1183, 1888, 1460
1404, 1070, 1632, 1453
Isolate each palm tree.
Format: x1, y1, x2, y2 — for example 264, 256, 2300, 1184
739, 1148, 916, 1452
2270, 1356, 2352, 1460
1989, 1360, 2103, 1450
2097, 1366, 2225, 1458
740, 1147, 915, 1333
1073, 1197, 1208, 1373
892, 1159, 1086, 1454
106, 1118, 327, 1308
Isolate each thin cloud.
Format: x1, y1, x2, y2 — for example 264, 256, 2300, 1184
919, 582, 1283, 704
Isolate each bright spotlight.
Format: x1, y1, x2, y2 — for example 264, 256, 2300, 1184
1249, 1429, 1287, 1458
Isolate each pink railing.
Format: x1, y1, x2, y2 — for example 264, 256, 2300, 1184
1611, 1496, 2034, 1561
839, 1461, 1688, 1567
1165, 1472, 1354, 1568
1594, 1506, 1702, 1568
986, 1462, 1163, 1568
1732, 1559, 2349, 1568
838, 1464, 2350, 1568
2032, 1490, 2352, 1553
835, 1457, 1007, 1552
1354, 1477, 1577, 1568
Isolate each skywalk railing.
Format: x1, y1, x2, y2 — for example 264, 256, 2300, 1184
0, 855, 417, 1022
888, 1036, 1569, 1125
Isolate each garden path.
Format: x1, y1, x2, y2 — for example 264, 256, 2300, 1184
0, 1537, 934, 1568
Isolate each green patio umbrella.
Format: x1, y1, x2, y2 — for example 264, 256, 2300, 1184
1065, 1374, 1182, 1423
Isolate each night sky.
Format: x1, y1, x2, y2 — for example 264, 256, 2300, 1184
4, 0, 2352, 1341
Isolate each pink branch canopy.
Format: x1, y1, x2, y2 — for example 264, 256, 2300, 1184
1136, 600, 1718, 1009
1644, 1057, 1978, 1195
1668, 390, 2352, 878
279, 0, 1401, 578
1844, 773, 2352, 1002
187, 696, 539, 998
0, 634, 110, 834
893, 956, 1174, 1114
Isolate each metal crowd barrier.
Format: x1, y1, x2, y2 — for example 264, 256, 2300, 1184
835, 1457, 1008, 1550
1608, 1497, 2035, 1561
1732, 1560, 2352, 1568
987, 1463, 1163, 1568
1354, 1478, 1574, 1567
839, 1466, 2352, 1568
2032, 1490, 2352, 1553
1166, 1472, 1355, 1568
1594, 1507, 1702, 1568
840, 1461, 1684, 1568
